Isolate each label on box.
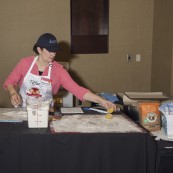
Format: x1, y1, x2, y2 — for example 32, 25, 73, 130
139, 102, 161, 132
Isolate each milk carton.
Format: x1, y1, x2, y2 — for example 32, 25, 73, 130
26, 98, 50, 128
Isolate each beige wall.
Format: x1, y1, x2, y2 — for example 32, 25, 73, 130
0, 0, 154, 107
151, 0, 173, 95
171, 44, 173, 95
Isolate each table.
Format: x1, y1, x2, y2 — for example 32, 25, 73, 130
0, 110, 156, 173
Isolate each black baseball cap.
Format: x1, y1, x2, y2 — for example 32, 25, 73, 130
34, 33, 61, 52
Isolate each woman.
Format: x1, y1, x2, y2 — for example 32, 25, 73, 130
4, 33, 116, 111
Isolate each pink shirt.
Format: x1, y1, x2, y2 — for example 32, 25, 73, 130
4, 56, 89, 100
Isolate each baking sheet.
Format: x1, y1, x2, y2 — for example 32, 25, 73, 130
125, 92, 170, 100
60, 107, 84, 114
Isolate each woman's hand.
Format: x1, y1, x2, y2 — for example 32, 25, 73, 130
7, 84, 22, 107
11, 92, 22, 107
99, 99, 117, 111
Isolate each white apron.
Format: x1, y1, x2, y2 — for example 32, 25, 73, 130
19, 56, 53, 107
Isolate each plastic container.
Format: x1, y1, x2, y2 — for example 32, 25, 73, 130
26, 97, 50, 128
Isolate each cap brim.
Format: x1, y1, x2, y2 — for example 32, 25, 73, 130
34, 44, 62, 52
46, 47, 62, 52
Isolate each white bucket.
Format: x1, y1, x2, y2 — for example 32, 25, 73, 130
26, 97, 50, 128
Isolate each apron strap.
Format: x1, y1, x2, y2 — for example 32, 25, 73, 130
25, 56, 38, 79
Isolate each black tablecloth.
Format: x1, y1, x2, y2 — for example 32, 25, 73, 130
0, 122, 156, 173
155, 140, 173, 173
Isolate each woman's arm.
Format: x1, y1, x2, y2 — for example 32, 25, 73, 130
83, 91, 117, 111
56, 66, 116, 111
